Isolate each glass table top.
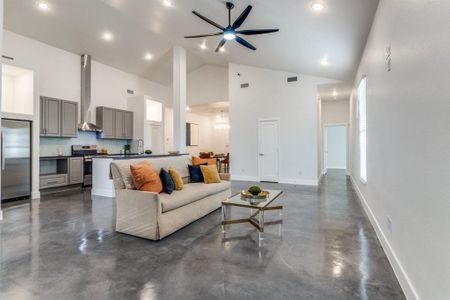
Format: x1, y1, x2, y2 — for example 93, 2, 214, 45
222, 189, 283, 208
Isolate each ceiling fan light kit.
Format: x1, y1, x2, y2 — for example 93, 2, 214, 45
184, 2, 279, 52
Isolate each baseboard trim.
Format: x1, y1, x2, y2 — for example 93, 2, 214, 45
231, 175, 318, 186
31, 191, 41, 199
349, 175, 419, 300
230, 175, 259, 182
279, 178, 318, 186
91, 188, 115, 198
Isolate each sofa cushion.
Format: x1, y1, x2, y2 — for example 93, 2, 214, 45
192, 156, 217, 166
188, 164, 206, 183
169, 168, 184, 190
200, 165, 221, 184
130, 161, 163, 193
160, 181, 230, 213
160, 168, 174, 194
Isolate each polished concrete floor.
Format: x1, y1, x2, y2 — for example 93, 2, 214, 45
0, 170, 405, 299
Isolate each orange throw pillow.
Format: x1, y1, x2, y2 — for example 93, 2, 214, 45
130, 161, 163, 193
192, 156, 217, 166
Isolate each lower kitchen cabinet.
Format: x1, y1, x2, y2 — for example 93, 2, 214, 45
69, 157, 84, 184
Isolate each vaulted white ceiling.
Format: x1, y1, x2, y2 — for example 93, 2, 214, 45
4, 0, 379, 84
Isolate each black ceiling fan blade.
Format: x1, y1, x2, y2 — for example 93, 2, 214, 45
235, 36, 256, 51
215, 39, 227, 52
184, 32, 222, 38
236, 29, 279, 35
192, 11, 225, 31
232, 5, 252, 29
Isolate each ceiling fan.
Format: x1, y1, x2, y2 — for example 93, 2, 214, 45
184, 2, 279, 52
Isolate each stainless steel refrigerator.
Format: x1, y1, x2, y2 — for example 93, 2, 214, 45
1, 119, 31, 201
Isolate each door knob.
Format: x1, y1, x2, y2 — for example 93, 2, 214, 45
259, 153, 264, 156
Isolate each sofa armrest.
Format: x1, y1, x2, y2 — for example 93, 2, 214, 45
115, 189, 161, 240
219, 173, 230, 181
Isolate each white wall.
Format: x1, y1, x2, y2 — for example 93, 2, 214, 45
349, 1, 450, 299
187, 65, 228, 105
164, 108, 228, 156
229, 63, 336, 185
0, 0, 4, 219
2, 66, 34, 115
2, 30, 170, 125
325, 126, 346, 169
322, 100, 349, 124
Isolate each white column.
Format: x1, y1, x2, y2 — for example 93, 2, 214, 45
172, 46, 187, 153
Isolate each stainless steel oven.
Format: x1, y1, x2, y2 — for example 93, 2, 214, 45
72, 145, 97, 187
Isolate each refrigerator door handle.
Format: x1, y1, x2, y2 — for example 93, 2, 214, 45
1, 131, 5, 170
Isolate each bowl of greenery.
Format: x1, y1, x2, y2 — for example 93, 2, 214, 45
248, 186, 262, 196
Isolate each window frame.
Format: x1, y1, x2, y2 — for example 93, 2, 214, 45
357, 76, 367, 183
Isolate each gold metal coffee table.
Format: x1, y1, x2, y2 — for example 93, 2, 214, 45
221, 189, 283, 246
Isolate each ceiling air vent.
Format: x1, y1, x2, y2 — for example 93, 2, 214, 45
241, 83, 249, 88
287, 76, 298, 83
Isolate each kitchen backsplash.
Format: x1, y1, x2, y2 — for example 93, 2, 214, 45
40, 131, 129, 156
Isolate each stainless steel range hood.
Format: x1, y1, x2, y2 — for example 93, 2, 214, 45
79, 54, 102, 132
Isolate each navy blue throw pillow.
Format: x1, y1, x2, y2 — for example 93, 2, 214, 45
160, 168, 174, 194
188, 164, 207, 183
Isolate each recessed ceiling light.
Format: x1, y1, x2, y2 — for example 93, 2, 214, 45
144, 53, 153, 60
332, 89, 338, 99
320, 55, 328, 66
102, 32, 113, 41
163, 0, 173, 7
37, 1, 50, 11
200, 41, 208, 50
311, 2, 324, 12
186, 106, 191, 111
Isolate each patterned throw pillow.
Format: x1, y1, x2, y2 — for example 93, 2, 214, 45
159, 168, 174, 194
200, 165, 221, 184
168, 168, 184, 190
188, 164, 206, 183
129, 161, 163, 193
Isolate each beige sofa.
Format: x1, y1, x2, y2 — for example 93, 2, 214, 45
110, 155, 231, 240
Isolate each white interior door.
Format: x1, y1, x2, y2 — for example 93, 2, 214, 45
258, 119, 279, 182
325, 125, 347, 170
145, 123, 163, 154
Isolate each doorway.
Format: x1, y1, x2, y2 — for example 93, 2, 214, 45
258, 119, 279, 182
324, 125, 347, 171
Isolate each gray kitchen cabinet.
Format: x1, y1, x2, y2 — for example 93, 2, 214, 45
124, 111, 133, 139
40, 97, 61, 137
96, 106, 133, 139
40, 97, 78, 138
69, 157, 84, 184
96, 107, 115, 138
61, 101, 78, 137
114, 110, 125, 139
40, 174, 69, 189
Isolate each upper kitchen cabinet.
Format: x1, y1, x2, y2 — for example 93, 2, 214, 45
96, 107, 115, 139
96, 106, 133, 140
61, 101, 78, 137
40, 97, 78, 138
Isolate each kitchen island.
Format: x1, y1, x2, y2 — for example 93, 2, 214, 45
92, 154, 187, 197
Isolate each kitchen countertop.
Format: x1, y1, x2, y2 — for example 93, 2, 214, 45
40, 155, 76, 159
92, 153, 188, 159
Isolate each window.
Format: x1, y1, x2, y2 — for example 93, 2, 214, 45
146, 99, 162, 122
358, 77, 367, 182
